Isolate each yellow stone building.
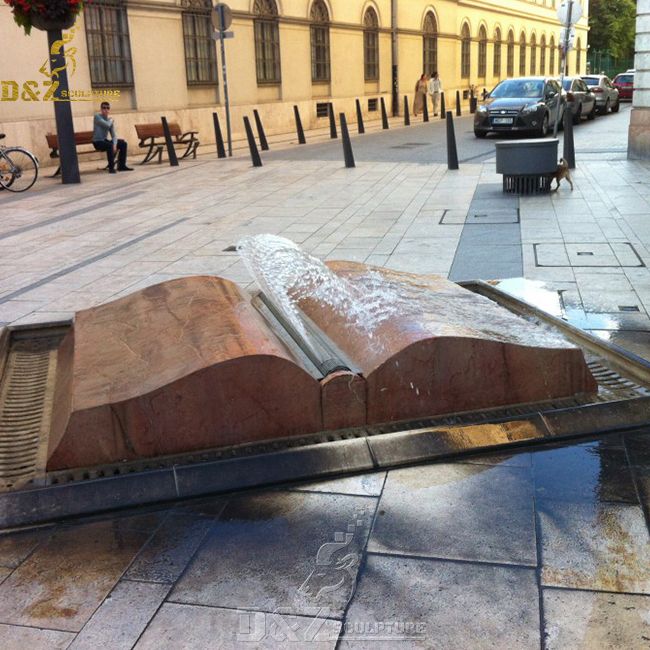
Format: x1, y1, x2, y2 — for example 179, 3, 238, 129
0, 0, 588, 165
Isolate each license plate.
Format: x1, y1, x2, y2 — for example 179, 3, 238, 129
492, 117, 513, 124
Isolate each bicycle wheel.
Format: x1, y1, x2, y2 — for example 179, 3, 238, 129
0, 148, 38, 192
0, 155, 14, 190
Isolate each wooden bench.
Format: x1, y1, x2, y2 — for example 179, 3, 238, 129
134, 123, 200, 164
46, 131, 102, 177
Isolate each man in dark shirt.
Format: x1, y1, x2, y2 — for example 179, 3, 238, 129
92, 102, 132, 173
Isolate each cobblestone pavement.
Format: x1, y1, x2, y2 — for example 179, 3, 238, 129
1, 104, 649, 648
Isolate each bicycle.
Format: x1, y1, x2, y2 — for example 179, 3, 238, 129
0, 134, 39, 193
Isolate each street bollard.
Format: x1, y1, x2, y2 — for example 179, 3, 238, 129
380, 97, 390, 129
440, 92, 446, 119
212, 112, 226, 158
253, 109, 269, 151
328, 103, 338, 139
243, 116, 263, 167
355, 99, 365, 134
446, 111, 459, 170
293, 105, 306, 144
403, 96, 410, 126
340, 113, 356, 168
563, 108, 576, 169
455, 90, 461, 116
161, 116, 179, 167
423, 94, 429, 122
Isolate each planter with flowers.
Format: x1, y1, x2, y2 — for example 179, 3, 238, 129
3, 0, 88, 35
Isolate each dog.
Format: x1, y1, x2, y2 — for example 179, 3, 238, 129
550, 158, 573, 191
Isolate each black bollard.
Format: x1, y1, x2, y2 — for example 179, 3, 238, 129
446, 111, 459, 170
339, 113, 356, 168
328, 103, 338, 139
293, 105, 306, 144
440, 92, 446, 119
403, 96, 410, 126
161, 117, 179, 167
355, 99, 365, 134
423, 94, 429, 122
380, 97, 389, 129
243, 116, 263, 167
253, 109, 269, 151
470, 97, 477, 114
563, 108, 576, 169
212, 112, 226, 158
455, 90, 461, 116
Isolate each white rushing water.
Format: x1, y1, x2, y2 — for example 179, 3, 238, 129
237, 234, 572, 351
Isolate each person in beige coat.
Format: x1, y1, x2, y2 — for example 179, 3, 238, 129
413, 74, 428, 116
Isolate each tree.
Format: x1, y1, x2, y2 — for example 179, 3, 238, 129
588, 0, 637, 59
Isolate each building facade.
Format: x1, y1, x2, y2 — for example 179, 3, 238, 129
0, 0, 588, 165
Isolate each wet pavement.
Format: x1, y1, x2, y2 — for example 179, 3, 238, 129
0, 431, 649, 648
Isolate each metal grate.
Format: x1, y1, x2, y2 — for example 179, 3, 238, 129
316, 102, 329, 118
503, 174, 552, 195
0, 336, 60, 490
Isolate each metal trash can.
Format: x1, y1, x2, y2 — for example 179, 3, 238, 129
495, 138, 559, 195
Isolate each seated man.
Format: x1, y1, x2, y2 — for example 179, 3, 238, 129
92, 102, 132, 173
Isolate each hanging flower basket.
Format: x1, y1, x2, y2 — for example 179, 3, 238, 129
3, 0, 88, 35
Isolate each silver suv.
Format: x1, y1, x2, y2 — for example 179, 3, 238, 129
581, 75, 620, 114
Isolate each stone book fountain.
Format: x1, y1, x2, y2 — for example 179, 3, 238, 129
46, 236, 597, 470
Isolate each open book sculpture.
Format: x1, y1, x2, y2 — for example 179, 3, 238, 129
47, 262, 597, 470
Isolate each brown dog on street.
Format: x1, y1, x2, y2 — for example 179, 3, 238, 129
551, 158, 573, 191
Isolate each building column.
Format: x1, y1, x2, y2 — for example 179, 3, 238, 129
628, 0, 650, 158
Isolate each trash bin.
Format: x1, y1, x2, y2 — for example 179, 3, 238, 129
495, 138, 559, 194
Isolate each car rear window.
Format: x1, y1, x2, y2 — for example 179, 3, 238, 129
616, 75, 634, 83
582, 77, 599, 86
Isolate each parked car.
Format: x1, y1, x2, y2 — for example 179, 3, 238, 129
562, 77, 597, 123
474, 77, 565, 138
612, 72, 635, 101
581, 75, 620, 113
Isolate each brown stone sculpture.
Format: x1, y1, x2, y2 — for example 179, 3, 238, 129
47, 266, 597, 471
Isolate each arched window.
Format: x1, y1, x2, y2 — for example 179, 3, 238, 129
540, 35, 546, 75
423, 12, 437, 76
461, 23, 471, 78
310, 0, 330, 81
519, 32, 526, 76
254, 0, 280, 83
576, 37, 582, 74
507, 30, 514, 77
530, 34, 536, 75
550, 35, 555, 75
363, 7, 379, 81
493, 27, 501, 78
478, 25, 487, 77
182, 0, 217, 85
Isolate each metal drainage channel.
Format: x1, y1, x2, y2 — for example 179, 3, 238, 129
1, 282, 650, 528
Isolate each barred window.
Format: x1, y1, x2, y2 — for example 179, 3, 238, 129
507, 31, 514, 77
254, 0, 281, 83
364, 8, 379, 81
493, 28, 501, 78
478, 26, 487, 77
550, 36, 556, 75
310, 0, 330, 82
461, 23, 471, 78
422, 12, 437, 77
84, 0, 133, 86
540, 35, 546, 74
530, 34, 536, 75
182, 1, 217, 85
519, 32, 526, 76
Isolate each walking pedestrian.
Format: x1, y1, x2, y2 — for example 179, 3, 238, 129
428, 71, 442, 116
92, 101, 133, 173
413, 74, 428, 117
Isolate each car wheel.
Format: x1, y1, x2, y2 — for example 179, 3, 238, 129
474, 129, 487, 138
587, 102, 596, 120
572, 105, 582, 125
612, 99, 620, 113
539, 113, 549, 137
